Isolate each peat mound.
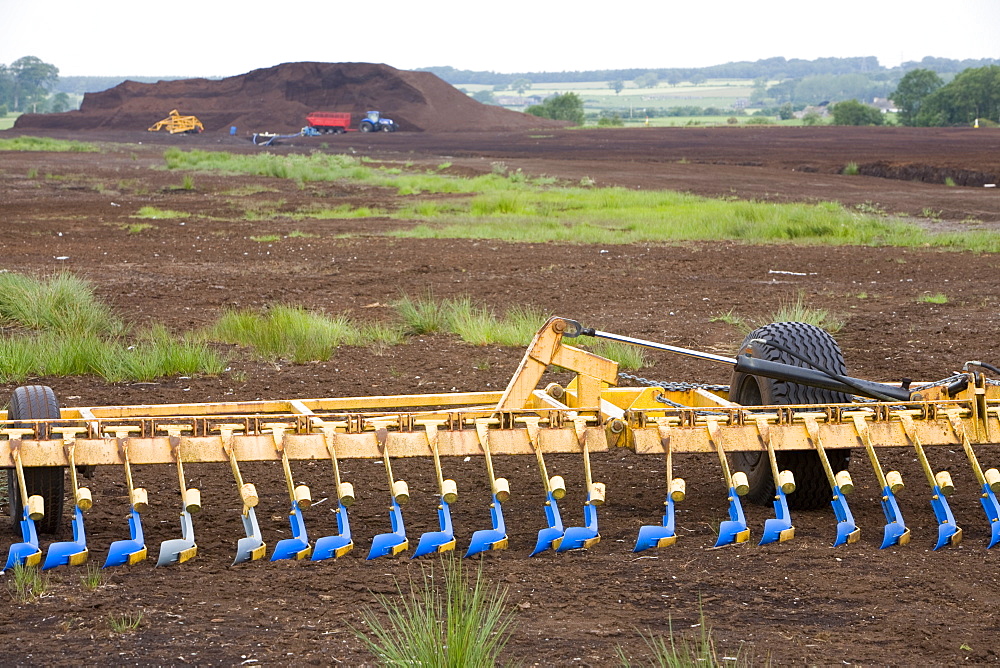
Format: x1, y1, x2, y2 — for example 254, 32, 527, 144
14, 62, 565, 133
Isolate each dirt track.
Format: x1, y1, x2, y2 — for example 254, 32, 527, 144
2, 126, 1000, 666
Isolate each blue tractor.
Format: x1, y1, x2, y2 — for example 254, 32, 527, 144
358, 110, 397, 132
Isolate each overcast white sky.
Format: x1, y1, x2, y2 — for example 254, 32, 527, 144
1, 0, 998, 77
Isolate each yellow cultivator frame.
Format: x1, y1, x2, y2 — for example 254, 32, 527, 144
2, 317, 999, 569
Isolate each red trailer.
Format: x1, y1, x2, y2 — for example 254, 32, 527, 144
305, 111, 353, 134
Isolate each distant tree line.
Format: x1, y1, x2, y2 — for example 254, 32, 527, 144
0, 56, 64, 114
422, 56, 998, 87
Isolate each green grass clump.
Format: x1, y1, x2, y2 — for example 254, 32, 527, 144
711, 292, 844, 335
768, 293, 845, 333
586, 340, 649, 371
918, 293, 949, 304
355, 556, 515, 666
204, 305, 369, 363
842, 162, 860, 176
394, 294, 549, 346
108, 611, 143, 634
81, 564, 104, 591
294, 205, 388, 219
123, 223, 154, 234
0, 136, 100, 152
133, 206, 189, 220
0, 272, 122, 335
395, 293, 450, 334
0, 329, 228, 383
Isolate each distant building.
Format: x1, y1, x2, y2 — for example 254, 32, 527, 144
794, 105, 830, 119
872, 97, 898, 113
495, 95, 543, 107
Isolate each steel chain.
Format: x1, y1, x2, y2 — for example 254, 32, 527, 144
617, 372, 729, 394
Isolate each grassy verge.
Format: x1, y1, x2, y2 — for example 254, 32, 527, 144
0, 136, 100, 152
161, 148, 1000, 253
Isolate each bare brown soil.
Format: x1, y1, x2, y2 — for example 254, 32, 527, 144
1, 125, 1000, 666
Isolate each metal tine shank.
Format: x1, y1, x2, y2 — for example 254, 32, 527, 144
219, 424, 267, 564
266, 423, 312, 561
897, 411, 962, 549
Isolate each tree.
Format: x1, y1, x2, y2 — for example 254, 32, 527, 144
914, 65, 1000, 126
891, 69, 943, 126
608, 79, 625, 95
9, 56, 59, 111
472, 90, 496, 105
526, 93, 584, 125
830, 99, 884, 126
778, 103, 795, 120
634, 72, 659, 89
802, 110, 823, 126
511, 78, 532, 96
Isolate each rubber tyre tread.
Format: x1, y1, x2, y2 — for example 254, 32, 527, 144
7, 386, 64, 535
729, 322, 851, 510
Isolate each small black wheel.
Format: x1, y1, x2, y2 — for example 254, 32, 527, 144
7, 386, 64, 534
729, 322, 851, 510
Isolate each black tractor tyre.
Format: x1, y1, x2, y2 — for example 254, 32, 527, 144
7, 386, 65, 534
729, 322, 851, 510
359, 122, 374, 132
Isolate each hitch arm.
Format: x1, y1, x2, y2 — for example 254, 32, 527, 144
564, 319, 912, 402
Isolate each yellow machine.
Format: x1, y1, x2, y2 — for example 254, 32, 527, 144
2, 317, 999, 570
147, 109, 204, 134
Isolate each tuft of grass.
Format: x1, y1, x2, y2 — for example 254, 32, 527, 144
133, 206, 189, 220
394, 294, 549, 346
395, 292, 450, 334
842, 162, 860, 176
710, 309, 749, 331
919, 293, 948, 304
249, 234, 282, 242
81, 564, 103, 591
441, 297, 549, 347
617, 603, 750, 668
0, 272, 123, 335
354, 556, 515, 666
586, 339, 650, 371
203, 304, 367, 363
7, 563, 49, 603
0, 328, 228, 383
108, 611, 143, 634
123, 223, 154, 234
768, 293, 845, 333
710, 293, 843, 335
